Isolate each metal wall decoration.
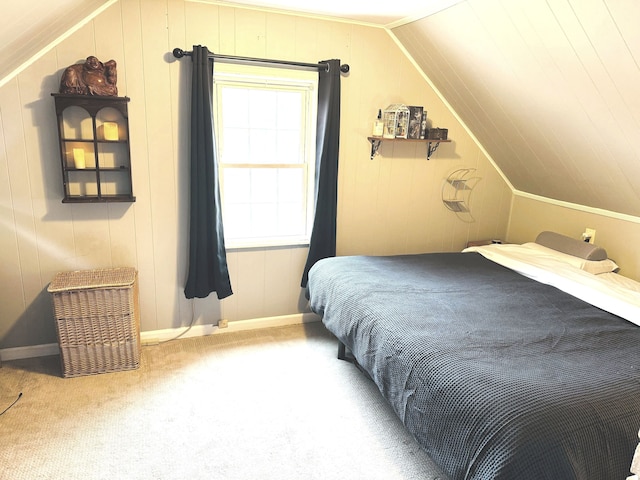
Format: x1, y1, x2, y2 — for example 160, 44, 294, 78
442, 168, 481, 222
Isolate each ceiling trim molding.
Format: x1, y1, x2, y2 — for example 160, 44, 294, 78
385, 0, 466, 29
385, 28, 515, 193
188, 0, 388, 29
514, 190, 640, 224
0, 0, 118, 89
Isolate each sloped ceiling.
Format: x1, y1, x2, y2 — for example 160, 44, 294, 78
7, 0, 640, 218
0, 0, 111, 82
208, 0, 464, 25
393, 0, 640, 217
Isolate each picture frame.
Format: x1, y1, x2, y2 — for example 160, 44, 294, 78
420, 111, 428, 139
408, 106, 424, 139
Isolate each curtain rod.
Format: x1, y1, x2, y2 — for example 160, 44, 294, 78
172, 48, 350, 74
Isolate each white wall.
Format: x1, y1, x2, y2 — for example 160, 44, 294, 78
392, 0, 640, 219
0, 0, 511, 350
507, 194, 640, 281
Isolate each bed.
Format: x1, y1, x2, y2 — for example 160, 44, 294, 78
306, 232, 640, 480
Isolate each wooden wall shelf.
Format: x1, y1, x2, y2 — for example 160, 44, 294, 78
367, 136, 451, 160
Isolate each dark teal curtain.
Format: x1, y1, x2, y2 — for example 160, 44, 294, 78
184, 45, 233, 300
301, 59, 341, 287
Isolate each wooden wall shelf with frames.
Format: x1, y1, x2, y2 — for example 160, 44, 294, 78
367, 136, 452, 161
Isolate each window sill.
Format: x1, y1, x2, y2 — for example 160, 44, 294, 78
226, 238, 310, 251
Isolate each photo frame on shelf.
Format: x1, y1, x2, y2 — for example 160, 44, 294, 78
396, 110, 409, 138
428, 128, 448, 140
408, 106, 424, 139
420, 110, 428, 139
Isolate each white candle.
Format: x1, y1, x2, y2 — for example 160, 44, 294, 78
73, 148, 86, 169
103, 122, 119, 141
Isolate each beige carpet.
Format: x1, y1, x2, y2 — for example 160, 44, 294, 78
0, 322, 449, 480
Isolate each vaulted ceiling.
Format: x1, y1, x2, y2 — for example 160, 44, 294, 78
0, 0, 111, 83
393, 1, 640, 218
6, 0, 640, 218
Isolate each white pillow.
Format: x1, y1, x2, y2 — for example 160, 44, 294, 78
522, 242, 619, 274
535, 231, 608, 260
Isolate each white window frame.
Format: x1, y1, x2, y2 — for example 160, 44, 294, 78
212, 63, 317, 249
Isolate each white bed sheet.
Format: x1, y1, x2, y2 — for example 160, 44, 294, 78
463, 243, 640, 326
598, 271, 640, 293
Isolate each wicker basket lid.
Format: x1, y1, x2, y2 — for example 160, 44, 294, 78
47, 267, 136, 292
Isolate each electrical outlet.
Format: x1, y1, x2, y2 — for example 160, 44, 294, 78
582, 228, 596, 244
218, 319, 229, 329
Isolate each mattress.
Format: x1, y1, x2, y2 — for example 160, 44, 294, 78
307, 249, 640, 480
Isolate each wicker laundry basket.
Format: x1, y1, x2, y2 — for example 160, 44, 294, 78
48, 267, 140, 378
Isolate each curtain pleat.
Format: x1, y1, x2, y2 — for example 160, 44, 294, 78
184, 45, 233, 300
301, 59, 342, 287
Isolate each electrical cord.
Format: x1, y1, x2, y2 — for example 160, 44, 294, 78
0, 392, 22, 416
147, 300, 197, 345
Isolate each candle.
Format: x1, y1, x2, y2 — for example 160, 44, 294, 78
73, 148, 86, 169
103, 122, 119, 141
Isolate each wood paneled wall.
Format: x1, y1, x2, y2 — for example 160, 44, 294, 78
0, 0, 511, 350
508, 194, 640, 281
393, 0, 640, 219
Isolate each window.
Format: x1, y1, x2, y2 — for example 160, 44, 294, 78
213, 64, 317, 248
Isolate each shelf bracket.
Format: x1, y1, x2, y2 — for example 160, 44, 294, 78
369, 138, 382, 160
427, 141, 440, 160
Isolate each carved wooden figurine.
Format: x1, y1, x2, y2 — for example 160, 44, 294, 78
59, 56, 118, 96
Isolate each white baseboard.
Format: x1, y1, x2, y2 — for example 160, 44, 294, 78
0, 313, 322, 361
0, 343, 60, 362
140, 312, 321, 344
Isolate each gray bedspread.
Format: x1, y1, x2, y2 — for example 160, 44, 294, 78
307, 252, 640, 480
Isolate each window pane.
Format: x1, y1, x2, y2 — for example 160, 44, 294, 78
249, 129, 277, 164
222, 168, 250, 204
278, 201, 305, 236
277, 169, 303, 203
250, 168, 278, 203
222, 128, 250, 163
223, 203, 252, 239
249, 89, 277, 129
252, 203, 278, 237
276, 130, 301, 164
277, 92, 302, 133
222, 88, 249, 127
